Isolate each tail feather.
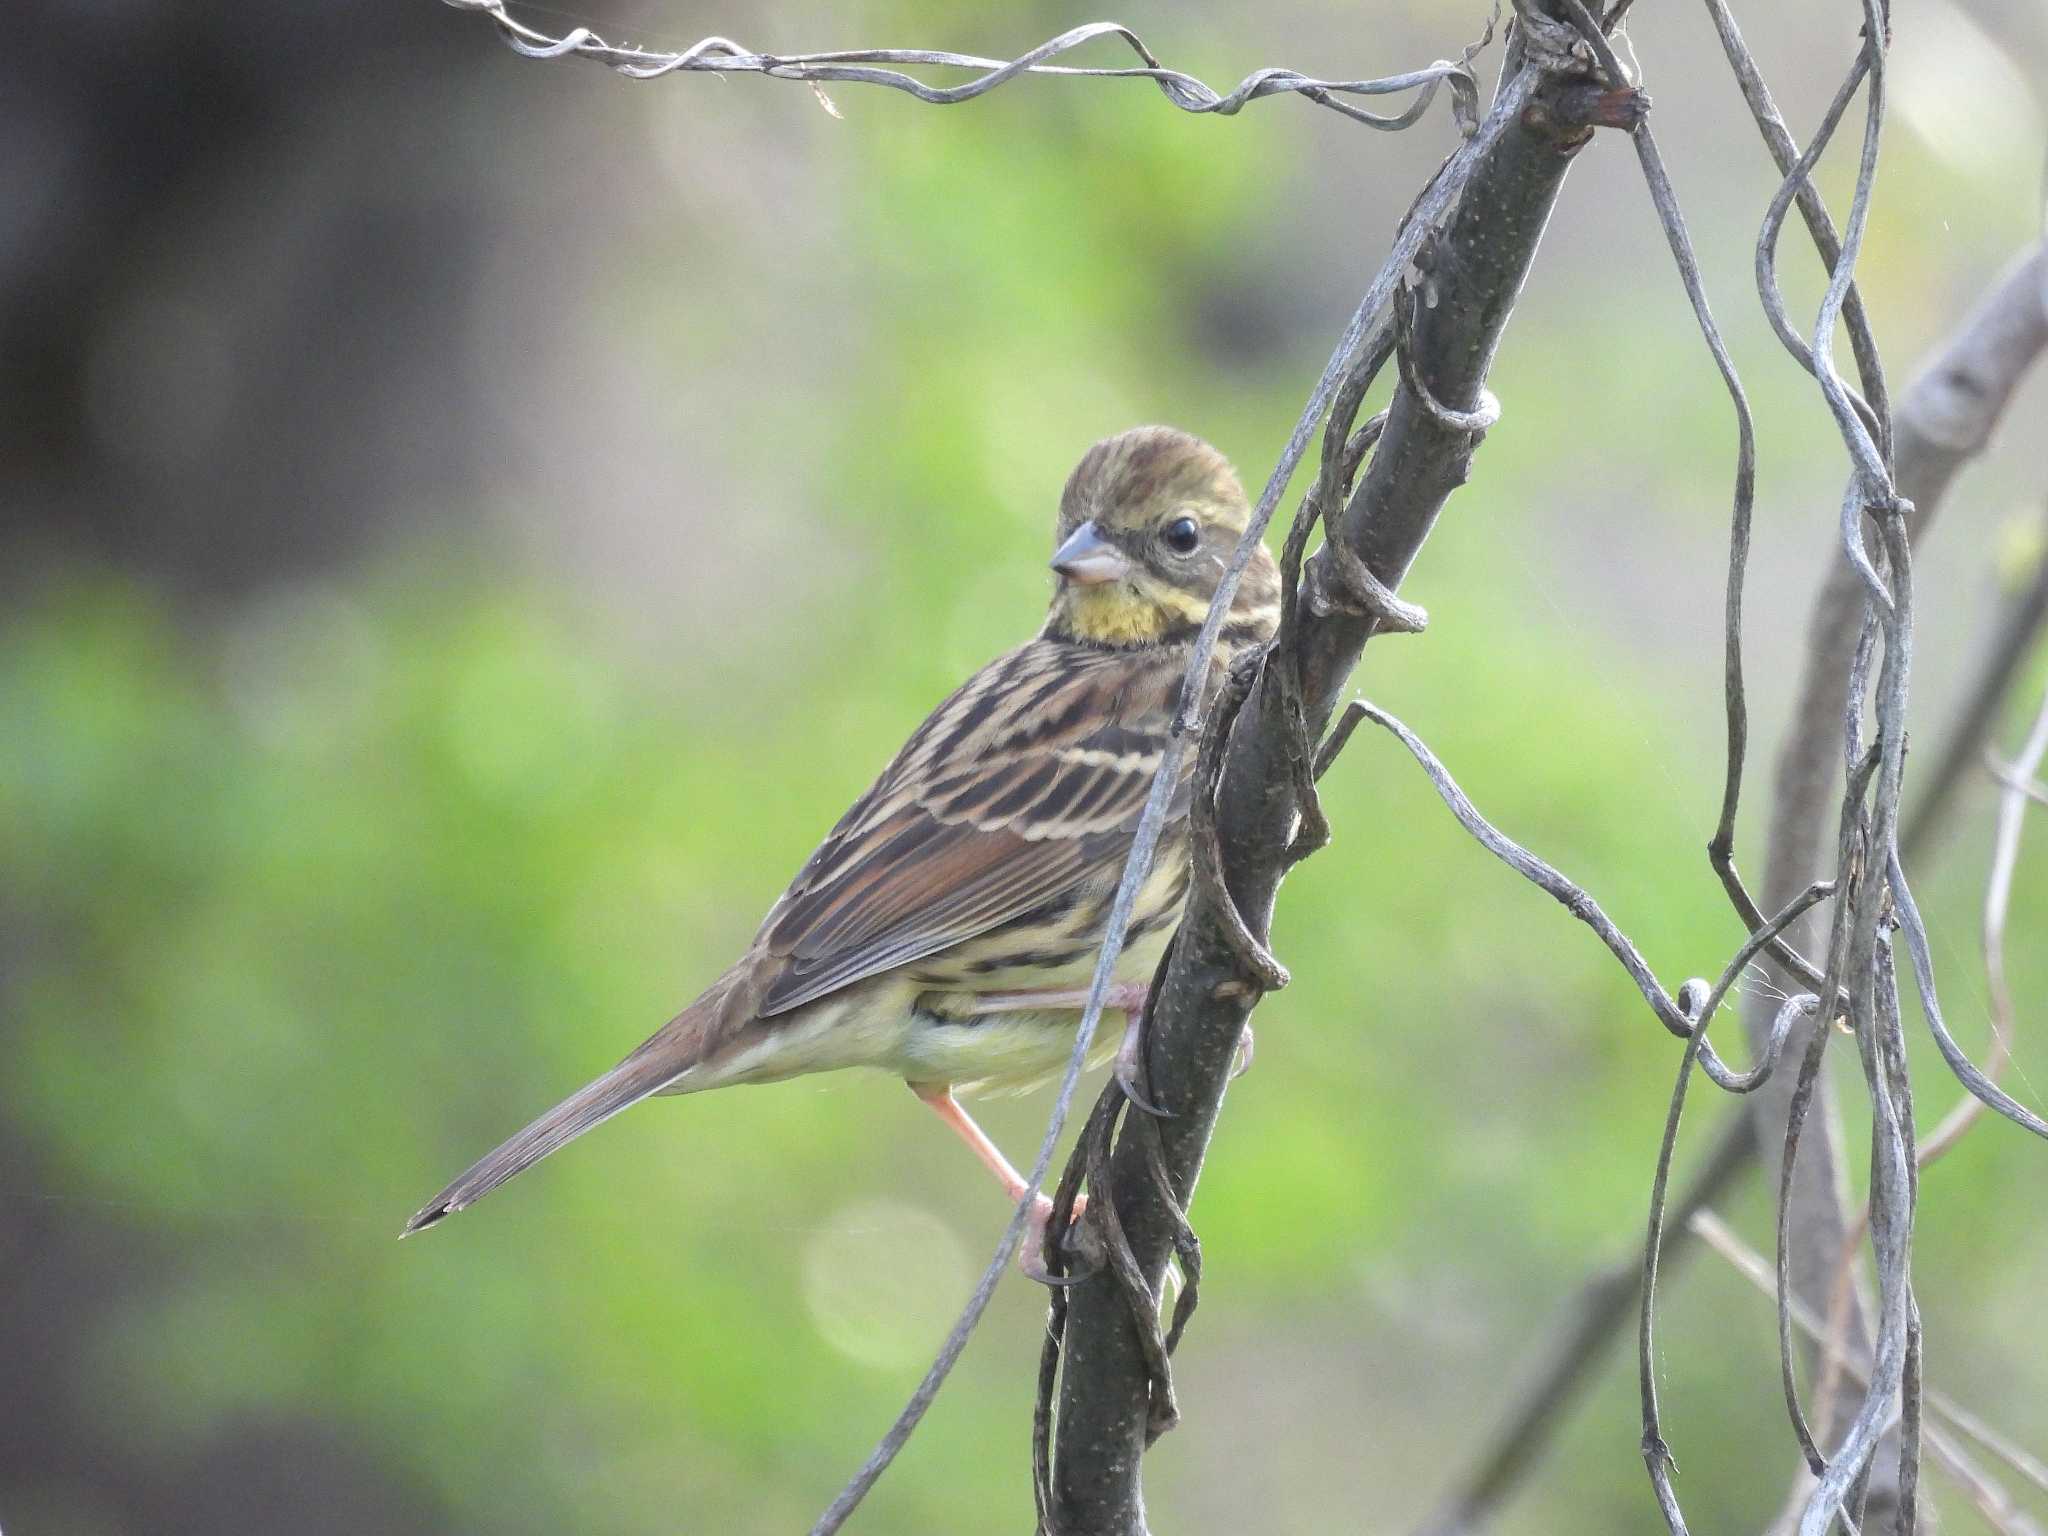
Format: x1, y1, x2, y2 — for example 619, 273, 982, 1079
401, 1049, 685, 1236
403, 967, 749, 1238
399, 962, 761, 1236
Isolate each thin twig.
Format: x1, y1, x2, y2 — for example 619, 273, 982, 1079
1556, 2, 1761, 953
1691, 1212, 2048, 1526
1332, 690, 1855, 1522
1690, 25, 1896, 1507
1921, 681, 2048, 1163
1348, 699, 1835, 1040
1407, 1111, 1757, 1536
1991, 762, 2048, 811
1903, 502, 2048, 854
1401, 221, 2048, 1536
1890, 854, 2048, 1143
1635, 1, 1932, 1524
439, 3, 1481, 131
1700, 0, 1891, 451
1736, 211, 2046, 1536
1750, 52, 1885, 452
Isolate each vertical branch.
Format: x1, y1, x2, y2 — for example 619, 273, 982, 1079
1042, 14, 1616, 1529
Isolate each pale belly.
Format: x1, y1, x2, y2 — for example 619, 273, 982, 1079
692, 855, 1185, 1096
897, 851, 1185, 1092
897, 1005, 1126, 1095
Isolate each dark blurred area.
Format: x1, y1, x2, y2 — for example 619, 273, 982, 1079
3, 2, 2046, 1533
3, 8, 517, 1525
1, 3, 499, 593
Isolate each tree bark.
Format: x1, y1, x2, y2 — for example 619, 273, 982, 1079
1046, 24, 1600, 1532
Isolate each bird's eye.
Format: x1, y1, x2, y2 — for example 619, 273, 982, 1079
1161, 515, 1201, 555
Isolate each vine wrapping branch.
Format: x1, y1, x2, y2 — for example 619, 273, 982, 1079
440, 1, 1480, 130
1039, 10, 1644, 1526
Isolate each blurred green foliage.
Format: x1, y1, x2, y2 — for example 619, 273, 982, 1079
6, 5, 2048, 1533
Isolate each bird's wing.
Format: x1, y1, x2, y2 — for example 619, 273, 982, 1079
753, 638, 1193, 1017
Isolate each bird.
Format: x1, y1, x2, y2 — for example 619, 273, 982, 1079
402, 426, 1281, 1276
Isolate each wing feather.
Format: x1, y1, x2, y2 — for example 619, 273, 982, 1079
753, 639, 1191, 1017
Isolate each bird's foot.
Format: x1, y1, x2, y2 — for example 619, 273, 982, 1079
1018, 1190, 1092, 1285
1113, 1028, 1169, 1116
1108, 985, 1170, 1116
1116, 1014, 1251, 1108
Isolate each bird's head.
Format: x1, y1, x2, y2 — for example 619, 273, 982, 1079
1042, 426, 1281, 650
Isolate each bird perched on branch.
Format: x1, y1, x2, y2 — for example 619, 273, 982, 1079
403, 426, 1280, 1276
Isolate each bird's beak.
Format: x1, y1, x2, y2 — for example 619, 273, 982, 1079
1050, 521, 1133, 586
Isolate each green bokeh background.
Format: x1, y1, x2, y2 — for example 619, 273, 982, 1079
5, 2, 2047, 1532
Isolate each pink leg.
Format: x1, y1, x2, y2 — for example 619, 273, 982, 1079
913, 1082, 1030, 1201
912, 1083, 1085, 1283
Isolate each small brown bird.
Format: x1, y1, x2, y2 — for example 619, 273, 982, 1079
404, 426, 1280, 1272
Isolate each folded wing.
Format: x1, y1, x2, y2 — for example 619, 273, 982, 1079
754, 639, 1189, 1016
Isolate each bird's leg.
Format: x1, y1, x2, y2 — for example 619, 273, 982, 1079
911, 1082, 1034, 1202
910, 1082, 1084, 1284
963, 982, 1163, 1115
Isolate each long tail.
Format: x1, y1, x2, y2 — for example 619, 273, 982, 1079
401, 992, 726, 1237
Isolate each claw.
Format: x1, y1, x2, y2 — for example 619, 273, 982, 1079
1115, 1057, 1171, 1117
1231, 1023, 1255, 1079
1018, 1192, 1093, 1285
1112, 1007, 1172, 1117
